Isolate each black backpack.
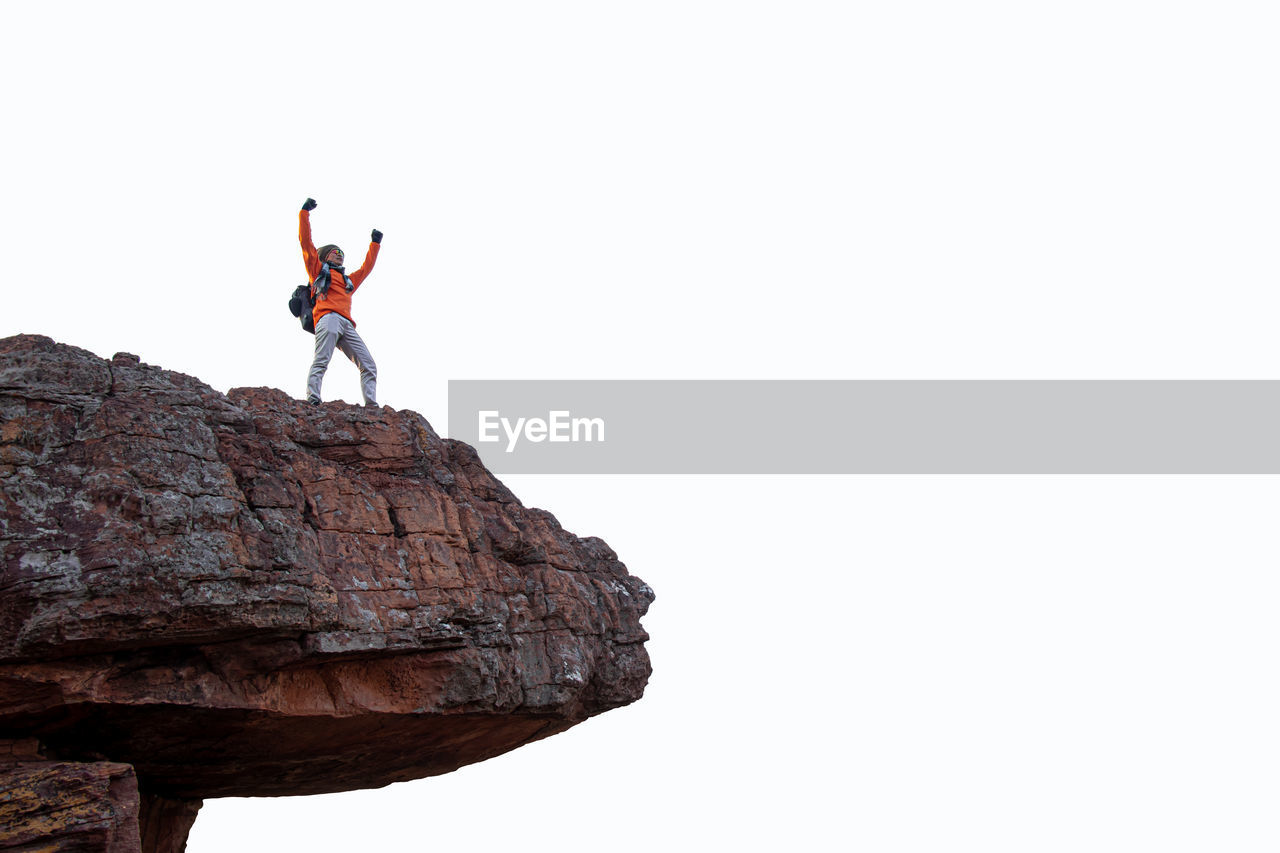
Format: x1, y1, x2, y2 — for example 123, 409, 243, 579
289, 262, 353, 334
288, 283, 316, 334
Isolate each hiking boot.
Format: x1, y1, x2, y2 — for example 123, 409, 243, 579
307, 396, 321, 406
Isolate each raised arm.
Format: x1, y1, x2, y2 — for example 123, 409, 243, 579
350, 228, 382, 288
299, 198, 320, 279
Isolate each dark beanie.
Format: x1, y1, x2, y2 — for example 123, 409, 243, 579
317, 244, 343, 264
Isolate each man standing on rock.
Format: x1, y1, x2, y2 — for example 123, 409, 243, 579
299, 197, 383, 406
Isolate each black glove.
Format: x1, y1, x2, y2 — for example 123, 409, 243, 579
371, 229, 383, 244
302, 198, 317, 212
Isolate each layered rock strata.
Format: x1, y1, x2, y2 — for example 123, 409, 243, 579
0, 335, 653, 851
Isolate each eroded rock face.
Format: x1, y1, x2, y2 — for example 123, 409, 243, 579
0, 335, 652, 849
0, 751, 141, 852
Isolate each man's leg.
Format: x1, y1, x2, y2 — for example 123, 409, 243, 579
336, 321, 378, 406
306, 314, 341, 403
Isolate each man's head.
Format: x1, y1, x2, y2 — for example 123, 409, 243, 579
317, 244, 344, 266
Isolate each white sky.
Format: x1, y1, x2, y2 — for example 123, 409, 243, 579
5, 2, 1280, 851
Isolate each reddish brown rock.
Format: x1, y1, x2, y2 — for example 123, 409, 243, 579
137, 794, 201, 853
0, 335, 653, 850
0, 755, 143, 852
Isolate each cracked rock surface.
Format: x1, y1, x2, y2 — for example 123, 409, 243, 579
0, 335, 653, 850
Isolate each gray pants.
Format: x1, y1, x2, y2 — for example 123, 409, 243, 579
307, 312, 377, 406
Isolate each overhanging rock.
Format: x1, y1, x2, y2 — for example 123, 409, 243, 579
0, 335, 653, 850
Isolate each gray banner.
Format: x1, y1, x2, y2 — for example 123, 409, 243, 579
447, 380, 1280, 474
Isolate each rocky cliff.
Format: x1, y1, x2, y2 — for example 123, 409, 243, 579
0, 335, 653, 852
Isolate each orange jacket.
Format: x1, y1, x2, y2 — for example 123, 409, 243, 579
299, 210, 380, 326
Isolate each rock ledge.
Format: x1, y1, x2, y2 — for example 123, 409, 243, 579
0, 335, 653, 851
